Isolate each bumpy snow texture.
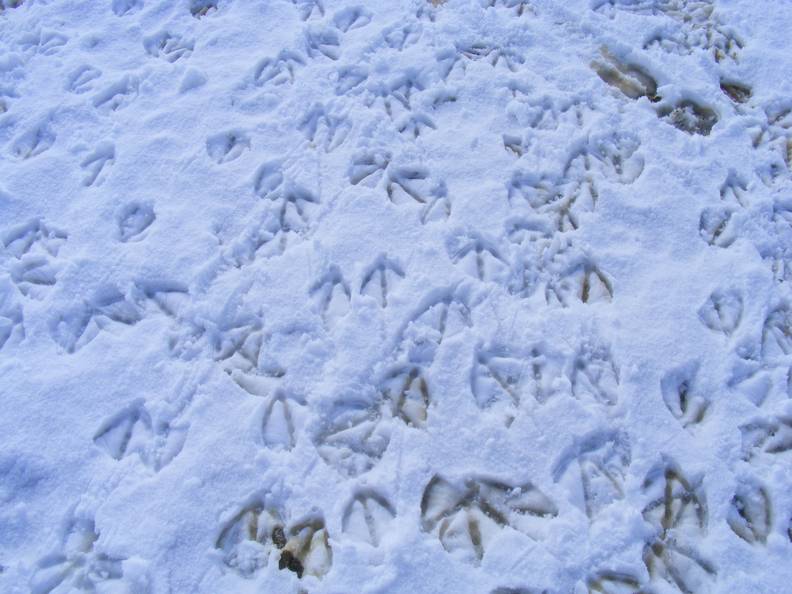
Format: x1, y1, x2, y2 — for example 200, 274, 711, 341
1, 0, 792, 593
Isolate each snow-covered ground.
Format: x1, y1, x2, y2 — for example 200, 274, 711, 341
1, 0, 792, 592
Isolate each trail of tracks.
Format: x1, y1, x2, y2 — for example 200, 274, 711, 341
0, 1, 791, 593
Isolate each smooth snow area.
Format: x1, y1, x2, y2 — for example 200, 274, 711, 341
1, 0, 792, 592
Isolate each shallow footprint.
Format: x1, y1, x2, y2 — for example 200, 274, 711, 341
117, 202, 155, 242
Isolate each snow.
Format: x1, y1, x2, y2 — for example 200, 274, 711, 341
1, 0, 791, 592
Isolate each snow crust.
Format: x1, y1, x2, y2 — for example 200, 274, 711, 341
1, 0, 792, 592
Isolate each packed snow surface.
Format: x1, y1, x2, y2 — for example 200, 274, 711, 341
1, 0, 792, 592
